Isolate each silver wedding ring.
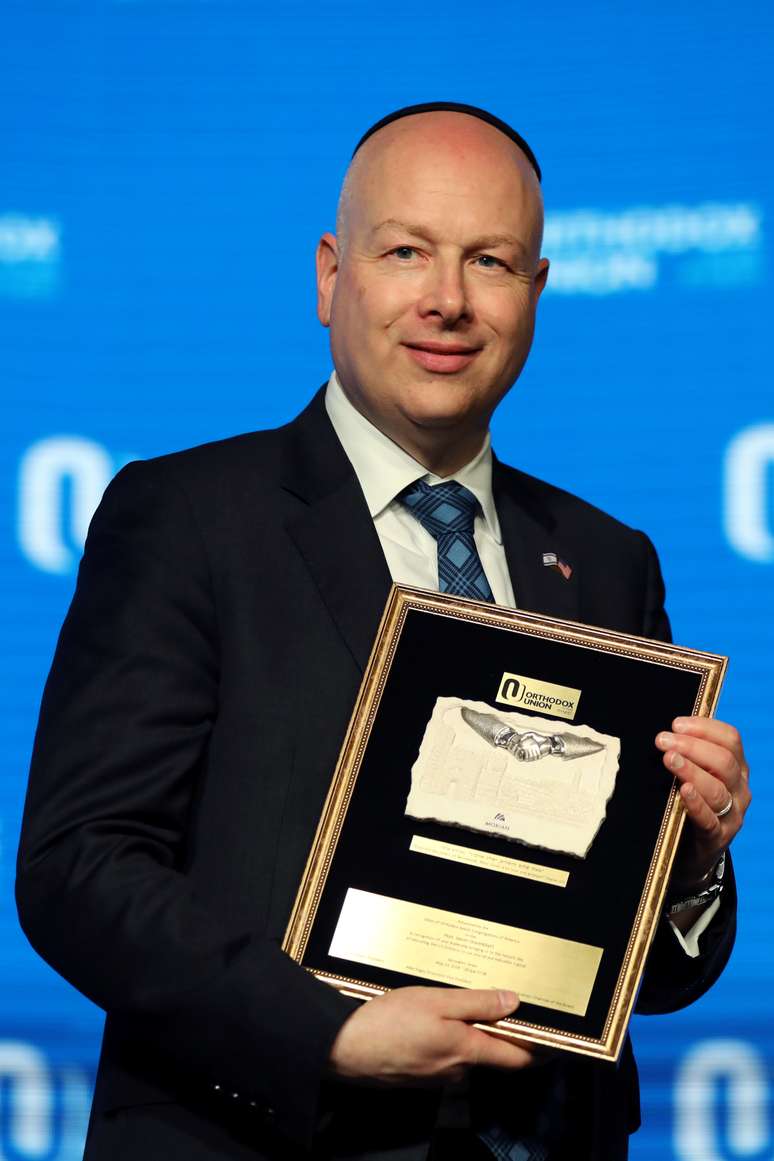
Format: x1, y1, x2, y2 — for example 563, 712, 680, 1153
715, 795, 734, 819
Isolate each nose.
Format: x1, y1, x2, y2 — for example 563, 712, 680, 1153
417, 257, 471, 326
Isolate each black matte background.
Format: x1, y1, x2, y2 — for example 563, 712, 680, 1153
302, 610, 702, 1040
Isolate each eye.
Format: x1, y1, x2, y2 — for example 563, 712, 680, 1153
389, 246, 418, 260
475, 254, 507, 269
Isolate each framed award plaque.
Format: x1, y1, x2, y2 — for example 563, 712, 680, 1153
283, 585, 727, 1061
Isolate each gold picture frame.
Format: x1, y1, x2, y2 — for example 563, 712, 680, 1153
283, 585, 726, 1062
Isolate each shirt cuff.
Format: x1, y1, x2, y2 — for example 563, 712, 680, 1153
668, 895, 722, 958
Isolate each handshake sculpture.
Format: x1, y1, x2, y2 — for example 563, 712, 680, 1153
460, 707, 605, 763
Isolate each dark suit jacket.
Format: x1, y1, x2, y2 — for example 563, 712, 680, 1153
17, 388, 735, 1161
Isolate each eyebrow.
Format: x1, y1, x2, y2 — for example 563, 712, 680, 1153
370, 218, 529, 257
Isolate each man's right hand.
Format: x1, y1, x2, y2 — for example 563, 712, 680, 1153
328, 986, 536, 1086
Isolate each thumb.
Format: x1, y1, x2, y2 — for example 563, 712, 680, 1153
439, 988, 520, 1023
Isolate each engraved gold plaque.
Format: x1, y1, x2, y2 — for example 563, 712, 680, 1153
330, 889, 601, 1016
409, 835, 569, 888
283, 585, 727, 1062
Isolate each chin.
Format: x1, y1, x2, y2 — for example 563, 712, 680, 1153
398, 384, 482, 428
398, 402, 481, 435
406, 409, 473, 431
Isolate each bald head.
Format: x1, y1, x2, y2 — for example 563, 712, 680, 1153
352, 102, 541, 179
335, 110, 545, 263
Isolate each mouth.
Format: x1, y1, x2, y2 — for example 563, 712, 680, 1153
402, 341, 481, 374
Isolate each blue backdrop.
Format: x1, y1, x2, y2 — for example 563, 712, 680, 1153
2, 2, 772, 1157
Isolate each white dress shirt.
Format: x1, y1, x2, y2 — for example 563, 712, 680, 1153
325, 372, 515, 607
324, 370, 718, 957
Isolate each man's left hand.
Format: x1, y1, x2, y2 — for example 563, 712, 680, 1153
656, 717, 751, 888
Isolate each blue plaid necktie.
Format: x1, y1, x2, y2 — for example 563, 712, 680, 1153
400, 480, 494, 602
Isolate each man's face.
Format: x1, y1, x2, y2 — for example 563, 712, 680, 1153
316, 111, 549, 466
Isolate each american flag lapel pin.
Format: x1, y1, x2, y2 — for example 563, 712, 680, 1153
542, 552, 573, 581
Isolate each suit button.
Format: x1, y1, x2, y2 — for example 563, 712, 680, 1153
265, 1107, 276, 1123
213, 1084, 221, 1092
231, 1092, 239, 1099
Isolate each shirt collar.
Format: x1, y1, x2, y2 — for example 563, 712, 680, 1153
324, 371, 503, 544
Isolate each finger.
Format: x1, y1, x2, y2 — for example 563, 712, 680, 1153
664, 750, 738, 812
481, 1030, 557, 1065
665, 742, 753, 818
656, 731, 742, 791
465, 1027, 536, 1070
675, 756, 751, 829
439, 988, 520, 1023
672, 718, 748, 776
678, 780, 729, 845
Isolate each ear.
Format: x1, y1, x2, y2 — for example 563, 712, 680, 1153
534, 257, 550, 300
316, 231, 339, 326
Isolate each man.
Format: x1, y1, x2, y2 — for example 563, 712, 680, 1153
17, 103, 750, 1160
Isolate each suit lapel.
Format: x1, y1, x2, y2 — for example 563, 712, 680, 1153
493, 458, 581, 624
280, 393, 582, 669
281, 389, 392, 672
